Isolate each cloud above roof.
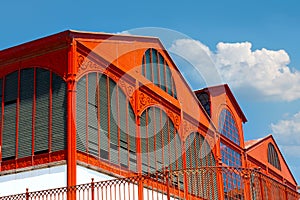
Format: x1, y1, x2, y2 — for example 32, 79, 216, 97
169, 39, 300, 102
271, 112, 300, 181
271, 112, 300, 148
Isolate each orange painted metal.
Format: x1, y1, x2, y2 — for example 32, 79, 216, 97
66, 38, 77, 200
0, 30, 299, 200
0, 167, 299, 200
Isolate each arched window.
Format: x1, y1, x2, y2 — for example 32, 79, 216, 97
268, 143, 281, 170
220, 142, 241, 167
196, 92, 211, 117
185, 132, 217, 199
185, 132, 216, 168
219, 109, 243, 198
219, 109, 240, 145
142, 48, 177, 99
76, 73, 137, 172
140, 107, 182, 174
0, 68, 67, 161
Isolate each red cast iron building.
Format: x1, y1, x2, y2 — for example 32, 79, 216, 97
0, 30, 298, 199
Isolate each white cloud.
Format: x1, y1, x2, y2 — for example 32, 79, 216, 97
169, 39, 300, 101
271, 112, 300, 181
169, 39, 222, 88
271, 112, 300, 146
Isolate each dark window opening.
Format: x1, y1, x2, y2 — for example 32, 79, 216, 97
34, 149, 49, 155
0, 68, 67, 161
268, 143, 281, 170
219, 109, 240, 145
142, 48, 177, 99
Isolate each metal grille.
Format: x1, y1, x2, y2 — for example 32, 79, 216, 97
2, 71, 18, 160
140, 107, 183, 174
0, 68, 67, 161
76, 76, 87, 152
2, 167, 298, 200
35, 69, 50, 153
142, 48, 177, 99
51, 72, 67, 152
88, 73, 99, 157
76, 73, 137, 172
18, 69, 34, 158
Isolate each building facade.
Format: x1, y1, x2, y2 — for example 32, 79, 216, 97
0, 30, 298, 199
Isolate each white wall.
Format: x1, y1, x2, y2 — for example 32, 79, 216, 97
0, 165, 66, 197
76, 165, 114, 185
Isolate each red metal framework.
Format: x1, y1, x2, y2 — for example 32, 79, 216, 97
0, 167, 299, 200
0, 68, 67, 171
0, 30, 298, 200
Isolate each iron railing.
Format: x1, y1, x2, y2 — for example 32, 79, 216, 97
0, 167, 299, 200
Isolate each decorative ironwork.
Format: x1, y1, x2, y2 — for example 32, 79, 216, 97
1, 167, 299, 200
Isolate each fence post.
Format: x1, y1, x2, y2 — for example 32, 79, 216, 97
26, 188, 29, 200
138, 175, 144, 200
165, 167, 171, 200
91, 178, 95, 200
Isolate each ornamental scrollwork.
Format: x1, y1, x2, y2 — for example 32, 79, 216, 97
118, 79, 136, 110
138, 92, 158, 114
77, 54, 105, 75
166, 110, 180, 130
182, 120, 197, 139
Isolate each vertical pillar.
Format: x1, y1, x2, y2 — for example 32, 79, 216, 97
135, 81, 144, 200
215, 135, 225, 200
136, 115, 144, 200
165, 167, 171, 200
182, 141, 189, 200
26, 188, 29, 200
67, 38, 77, 200
217, 166, 225, 200
243, 170, 251, 200
258, 173, 265, 200
91, 178, 95, 200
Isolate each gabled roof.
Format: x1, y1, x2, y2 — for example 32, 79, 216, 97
244, 137, 265, 149
0, 30, 217, 136
245, 134, 297, 186
195, 84, 247, 123
0, 30, 161, 64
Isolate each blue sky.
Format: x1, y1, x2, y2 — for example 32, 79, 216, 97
1, 0, 300, 184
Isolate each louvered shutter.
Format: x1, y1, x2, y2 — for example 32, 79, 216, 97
119, 90, 128, 168
147, 107, 155, 172
109, 79, 118, 165
152, 50, 159, 86
176, 134, 183, 170
2, 71, 18, 160
168, 121, 176, 171
76, 76, 87, 152
162, 112, 169, 169
159, 55, 166, 91
140, 110, 148, 174
155, 109, 163, 171
128, 104, 136, 172
165, 65, 172, 96
99, 75, 108, 160
88, 73, 98, 157
35, 69, 49, 154
18, 69, 34, 158
52, 73, 67, 152
145, 49, 152, 81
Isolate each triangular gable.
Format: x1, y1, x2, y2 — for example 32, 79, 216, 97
195, 84, 247, 147
195, 84, 247, 123
246, 135, 297, 186
71, 30, 216, 137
